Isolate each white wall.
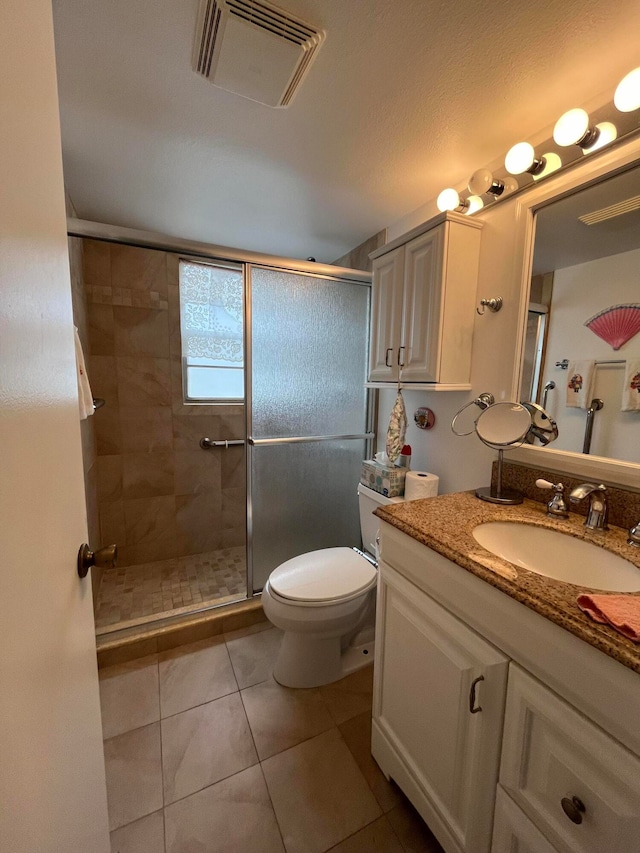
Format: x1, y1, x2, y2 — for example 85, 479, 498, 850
541, 249, 640, 463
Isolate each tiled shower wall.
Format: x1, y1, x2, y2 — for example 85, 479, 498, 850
83, 240, 246, 569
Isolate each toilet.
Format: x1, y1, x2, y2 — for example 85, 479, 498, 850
262, 483, 404, 688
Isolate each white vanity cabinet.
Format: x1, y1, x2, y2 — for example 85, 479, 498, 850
372, 562, 508, 853
368, 211, 482, 388
372, 522, 640, 853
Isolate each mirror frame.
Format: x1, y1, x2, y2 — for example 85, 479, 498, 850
509, 135, 640, 490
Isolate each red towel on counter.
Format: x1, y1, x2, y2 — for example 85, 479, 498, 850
577, 594, 640, 642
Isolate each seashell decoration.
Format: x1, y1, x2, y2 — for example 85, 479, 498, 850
584, 303, 640, 350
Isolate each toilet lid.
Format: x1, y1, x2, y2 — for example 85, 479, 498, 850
269, 547, 377, 603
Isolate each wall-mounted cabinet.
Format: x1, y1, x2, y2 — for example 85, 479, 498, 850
368, 211, 483, 390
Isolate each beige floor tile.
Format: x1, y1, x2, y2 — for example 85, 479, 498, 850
159, 636, 238, 717
241, 677, 334, 759
164, 764, 284, 853
99, 654, 160, 739
109, 810, 164, 853
104, 723, 163, 831
386, 798, 445, 853
339, 712, 402, 812
326, 816, 404, 853
319, 665, 374, 725
262, 728, 381, 853
226, 626, 282, 689
161, 692, 257, 804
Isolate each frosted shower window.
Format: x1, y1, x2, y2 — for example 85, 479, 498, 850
178, 260, 244, 402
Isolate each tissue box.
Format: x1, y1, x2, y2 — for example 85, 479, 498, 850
360, 459, 406, 497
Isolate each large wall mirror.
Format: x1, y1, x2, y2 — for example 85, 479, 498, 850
519, 160, 640, 468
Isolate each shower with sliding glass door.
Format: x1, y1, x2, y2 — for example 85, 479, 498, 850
78, 232, 371, 637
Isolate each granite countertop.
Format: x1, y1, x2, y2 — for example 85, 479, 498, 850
375, 491, 640, 674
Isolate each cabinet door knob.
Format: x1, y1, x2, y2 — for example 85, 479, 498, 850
561, 796, 586, 825
385, 348, 393, 367
77, 543, 118, 578
469, 674, 484, 713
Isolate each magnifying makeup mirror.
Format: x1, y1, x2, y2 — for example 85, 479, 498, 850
474, 402, 532, 505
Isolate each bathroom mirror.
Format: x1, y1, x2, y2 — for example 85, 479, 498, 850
474, 402, 532, 505
519, 160, 640, 465
475, 402, 532, 447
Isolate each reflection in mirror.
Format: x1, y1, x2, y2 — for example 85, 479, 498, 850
521, 401, 559, 446
521, 162, 640, 464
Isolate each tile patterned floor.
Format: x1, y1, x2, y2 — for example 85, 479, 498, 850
100, 622, 445, 853
95, 547, 247, 633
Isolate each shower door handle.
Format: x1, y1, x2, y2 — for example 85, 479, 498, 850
77, 543, 118, 579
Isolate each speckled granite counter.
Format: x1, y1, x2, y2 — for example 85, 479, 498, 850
375, 491, 640, 674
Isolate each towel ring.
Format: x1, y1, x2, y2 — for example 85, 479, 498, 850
450, 393, 495, 436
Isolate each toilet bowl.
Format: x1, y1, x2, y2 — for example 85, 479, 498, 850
262, 484, 403, 688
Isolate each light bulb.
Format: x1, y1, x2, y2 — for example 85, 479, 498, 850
614, 67, 640, 112
532, 152, 562, 181
437, 188, 462, 212
505, 142, 545, 176
587, 122, 618, 153
468, 168, 504, 196
553, 108, 589, 146
465, 195, 484, 215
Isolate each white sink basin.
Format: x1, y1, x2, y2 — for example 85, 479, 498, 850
472, 522, 640, 592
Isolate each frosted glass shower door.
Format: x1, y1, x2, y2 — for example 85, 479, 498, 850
248, 266, 371, 592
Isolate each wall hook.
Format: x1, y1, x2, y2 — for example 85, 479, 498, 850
477, 297, 503, 315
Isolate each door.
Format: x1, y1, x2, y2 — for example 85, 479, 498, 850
400, 226, 445, 382
247, 266, 372, 592
369, 247, 404, 381
373, 563, 508, 853
0, 3, 110, 851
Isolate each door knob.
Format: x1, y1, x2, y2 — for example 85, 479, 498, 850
77, 543, 117, 578
561, 795, 586, 825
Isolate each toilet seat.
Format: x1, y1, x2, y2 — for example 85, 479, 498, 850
268, 547, 377, 606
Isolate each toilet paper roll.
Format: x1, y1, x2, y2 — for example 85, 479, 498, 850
404, 471, 439, 501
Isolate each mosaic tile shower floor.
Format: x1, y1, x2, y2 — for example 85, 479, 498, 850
95, 547, 247, 633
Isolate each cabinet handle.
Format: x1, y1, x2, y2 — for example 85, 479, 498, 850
469, 675, 484, 714
397, 346, 405, 368
561, 796, 586, 825
385, 348, 393, 367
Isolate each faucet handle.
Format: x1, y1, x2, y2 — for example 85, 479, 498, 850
536, 479, 569, 518
629, 522, 640, 548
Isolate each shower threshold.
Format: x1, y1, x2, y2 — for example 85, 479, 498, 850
95, 546, 247, 636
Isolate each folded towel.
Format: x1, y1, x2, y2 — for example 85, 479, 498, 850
566, 359, 595, 409
74, 327, 94, 420
621, 358, 640, 412
577, 593, 640, 642
385, 390, 407, 464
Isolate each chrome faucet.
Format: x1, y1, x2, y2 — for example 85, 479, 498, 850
569, 483, 608, 531
629, 522, 640, 548
535, 479, 569, 518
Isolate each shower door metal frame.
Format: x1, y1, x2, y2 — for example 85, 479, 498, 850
244, 263, 374, 596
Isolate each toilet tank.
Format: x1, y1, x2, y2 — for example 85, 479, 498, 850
357, 483, 404, 557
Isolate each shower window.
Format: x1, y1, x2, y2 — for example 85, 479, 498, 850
178, 259, 244, 402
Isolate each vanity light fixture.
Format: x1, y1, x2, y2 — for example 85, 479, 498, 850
436, 188, 467, 213
532, 152, 562, 181
468, 168, 505, 197
614, 66, 640, 112
553, 108, 618, 153
504, 142, 547, 176
465, 194, 484, 214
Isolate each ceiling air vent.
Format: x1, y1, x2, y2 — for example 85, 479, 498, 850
579, 194, 640, 225
193, 0, 325, 107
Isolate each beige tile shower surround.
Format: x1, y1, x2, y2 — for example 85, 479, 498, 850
82, 240, 246, 571
100, 620, 444, 853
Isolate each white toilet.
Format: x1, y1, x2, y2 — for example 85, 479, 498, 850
262, 483, 404, 688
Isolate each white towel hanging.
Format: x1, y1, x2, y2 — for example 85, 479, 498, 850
621, 359, 640, 412
566, 360, 595, 409
74, 327, 94, 420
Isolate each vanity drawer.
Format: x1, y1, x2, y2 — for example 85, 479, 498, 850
500, 664, 640, 853
492, 786, 557, 853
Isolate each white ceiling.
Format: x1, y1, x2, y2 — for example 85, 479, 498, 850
52, 0, 640, 263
